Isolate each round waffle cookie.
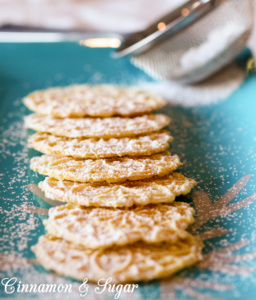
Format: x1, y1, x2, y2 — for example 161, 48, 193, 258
24, 113, 171, 138
39, 173, 196, 207
44, 202, 195, 249
23, 84, 166, 118
28, 131, 173, 159
30, 152, 182, 183
32, 234, 203, 283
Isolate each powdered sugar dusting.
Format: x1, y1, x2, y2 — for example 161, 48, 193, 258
0, 100, 44, 288
24, 113, 171, 138
30, 153, 182, 183
140, 63, 246, 107
39, 173, 196, 207
44, 202, 194, 249
23, 84, 166, 117
28, 131, 172, 159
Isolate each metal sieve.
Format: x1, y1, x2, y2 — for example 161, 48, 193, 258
115, 0, 254, 84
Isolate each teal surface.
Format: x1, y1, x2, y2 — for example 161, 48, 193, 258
0, 43, 256, 300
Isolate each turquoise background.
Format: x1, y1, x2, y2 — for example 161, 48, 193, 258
0, 43, 256, 299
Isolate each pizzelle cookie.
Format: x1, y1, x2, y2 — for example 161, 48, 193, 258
28, 131, 173, 159
44, 203, 195, 249
30, 152, 182, 183
24, 113, 171, 138
39, 173, 196, 207
32, 234, 203, 283
23, 84, 166, 118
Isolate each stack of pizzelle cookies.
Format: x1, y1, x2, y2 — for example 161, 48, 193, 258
23, 84, 203, 283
